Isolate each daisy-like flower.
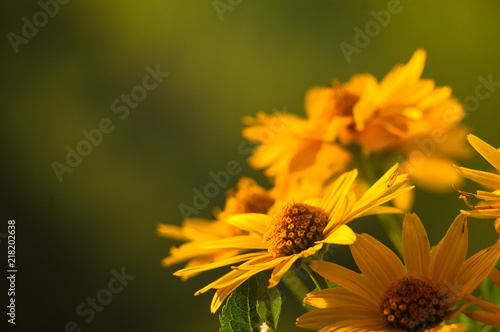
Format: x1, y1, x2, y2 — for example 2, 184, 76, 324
158, 177, 275, 280
297, 213, 500, 332
463, 268, 500, 328
455, 134, 500, 218
174, 164, 413, 312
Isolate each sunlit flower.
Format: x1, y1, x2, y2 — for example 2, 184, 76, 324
174, 164, 413, 312
341, 49, 470, 192
297, 213, 500, 332
455, 134, 500, 218
158, 177, 275, 280
463, 268, 500, 328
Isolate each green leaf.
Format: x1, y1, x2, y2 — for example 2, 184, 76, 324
219, 274, 282, 332
256, 274, 281, 331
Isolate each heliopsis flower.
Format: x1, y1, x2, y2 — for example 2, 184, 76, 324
463, 268, 500, 328
174, 164, 413, 312
308, 50, 470, 192
158, 177, 275, 280
455, 134, 500, 218
297, 213, 500, 332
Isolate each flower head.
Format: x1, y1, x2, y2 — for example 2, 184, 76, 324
455, 134, 500, 218
297, 213, 500, 332
174, 164, 413, 312
158, 177, 275, 280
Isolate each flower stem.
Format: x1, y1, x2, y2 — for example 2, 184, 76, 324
302, 263, 329, 290
376, 213, 403, 257
281, 269, 312, 310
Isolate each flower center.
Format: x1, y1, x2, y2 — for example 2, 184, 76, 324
219, 179, 275, 220
379, 276, 450, 332
264, 202, 328, 257
242, 192, 275, 214
331, 83, 359, 117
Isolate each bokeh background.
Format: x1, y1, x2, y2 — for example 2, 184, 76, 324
1, 1, 500, 331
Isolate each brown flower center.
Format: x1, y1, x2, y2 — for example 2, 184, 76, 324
219, 179, 275, 220
331, 83, 359, 117
264, 202, 328, 257
379, 276, 450, 332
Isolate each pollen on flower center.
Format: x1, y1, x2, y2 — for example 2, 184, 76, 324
379, 276, 450, 332
264, 202, 328, 257
219, 178, 275, 221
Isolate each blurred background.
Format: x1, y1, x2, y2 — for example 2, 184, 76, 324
1, 1, 500, 331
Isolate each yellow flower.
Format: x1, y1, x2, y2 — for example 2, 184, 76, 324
158, 177, 275, 280
455, 134, 500, 218
174, 164, 413, 312
297, 213, 500, 332
351, 49, 470, 192
463, 268, 500, 328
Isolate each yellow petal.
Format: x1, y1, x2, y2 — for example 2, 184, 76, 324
322, 225, 356, 245
360, 206, 403, 215
208, 254, 292, 313
379, 49, 427, 101
320, 169, 358, 234
296, 308, 383, 331
460, 209, 500, 219
456, 239, 500, 299
161, 242, 220, 267
357, 163, 399, 199
489, 268, 500, 287
174, 252, 267, 277
308, 260, 380, 306
210, 277, 249, 313
464, 310, 500, 329
318, 318, 388, 332
402, 213, 431, 277
430, 214, 468, 285
269, 255, 299, 287
345, 163, 413, 222
455, 166, 500, 190
200, 235, 267, 249
157, 223, 188, 241
464, 294, 500, 313
199, 268, 253, 293
304, 288, 373, 309
468, 134, 500, 171
225, 213, 271, 237
178, 255, 221, 281
427, 323, 467, 332
350, 233, 406, 293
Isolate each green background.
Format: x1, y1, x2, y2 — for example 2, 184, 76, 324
1, 1, 500, 331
